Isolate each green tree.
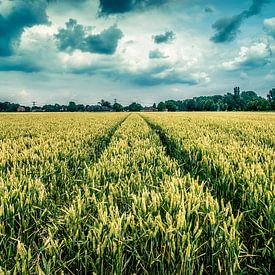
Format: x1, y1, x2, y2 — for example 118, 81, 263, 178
99, 100, 111, 108
128, 102, 143, 112
241, 91, 258, 110
77, 104, 85, 112
157, 102, 166, 111
42, 104, 56, 112
267, 88, 275, 110
68, 101, 77, 112
113, 102, 123, 112
165, 100, 177, 112
184, 99, 196, 111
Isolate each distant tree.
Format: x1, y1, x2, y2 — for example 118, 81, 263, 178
0, 102, 20, 112
184, 99, 196, 111
165, 100, 177, 111
241, 91, 258, 102
175, 100, 185, 111
123, 105, 129, 112
267, 88, 275, 110
113, 102, 123, 112
157, 101, 166, 111
241, 91, 258, 111
234, 87, 240, 98
212, 95, 224, 102
77, 104, 85, 112
99, 99, 112, 108
42, 104, 56, 112
54, 104, 64, 112
61, 105, 68, 112
128, 102, 143, 112
267, 88, 275, 100
224, 93, 238, 111
0, 102, 7, 111
0, 86, 273, 113
256, 98, 271, 111
246, 99, 270, 111
234, 87, 244, 110
203, 99, 217, 111
218, 101, 227, 111
68, 101, 77, 112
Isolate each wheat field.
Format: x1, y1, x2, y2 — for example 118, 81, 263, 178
0, 112, 274, 274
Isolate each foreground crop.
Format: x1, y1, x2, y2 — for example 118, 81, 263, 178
0, 112, 274, 274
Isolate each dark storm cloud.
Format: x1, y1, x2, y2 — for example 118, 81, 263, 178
0, 0, 48, 56
85, 25, 123, 54
55, 19, 123, 54
55, 19, 86, 51
153, 31, 175, 44
0, 57, 41, 72
98, 0, 167, 15
211, 0, 270, 43
244, 0, 270, 17
211, 14, 243, 43
204, 7, 213, 13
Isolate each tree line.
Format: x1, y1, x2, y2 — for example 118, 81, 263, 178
1, 88, 274, 112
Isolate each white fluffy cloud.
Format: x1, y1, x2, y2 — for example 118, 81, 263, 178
265, 70, 275, 81
222, 42, 272, 71
1, 0, 275, 104
264, 17, 275, 38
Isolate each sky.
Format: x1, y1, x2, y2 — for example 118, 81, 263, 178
0, 0, 274, 106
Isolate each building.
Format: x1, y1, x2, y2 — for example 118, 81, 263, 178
17, 106, 26, 112
141, 106, 158, 112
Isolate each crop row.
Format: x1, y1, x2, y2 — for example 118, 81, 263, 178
0, 112, 273, 274
142, 112, 275, 273
30, 114, 242, 274
0, 113, 127, 273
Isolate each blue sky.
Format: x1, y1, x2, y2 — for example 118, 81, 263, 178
0, 0, 274, 106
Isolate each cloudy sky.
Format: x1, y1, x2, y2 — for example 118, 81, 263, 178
0, 0, 274, 106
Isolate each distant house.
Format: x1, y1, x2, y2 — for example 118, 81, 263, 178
17, 106, 26, 112
101, 106, 114, 112
141, 106, 158, 112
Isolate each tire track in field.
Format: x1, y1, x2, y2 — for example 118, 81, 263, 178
47, 114, 130, 204
40, 114, 132, 251
0, 114, 129, 273
91, 114, 130, 163
141, 115, 197, 178
141, 114, 238, 204
49, 114, 131, 212
46, 113, 241, 274
141, 114, 256, 210
24, 114, 130, 273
